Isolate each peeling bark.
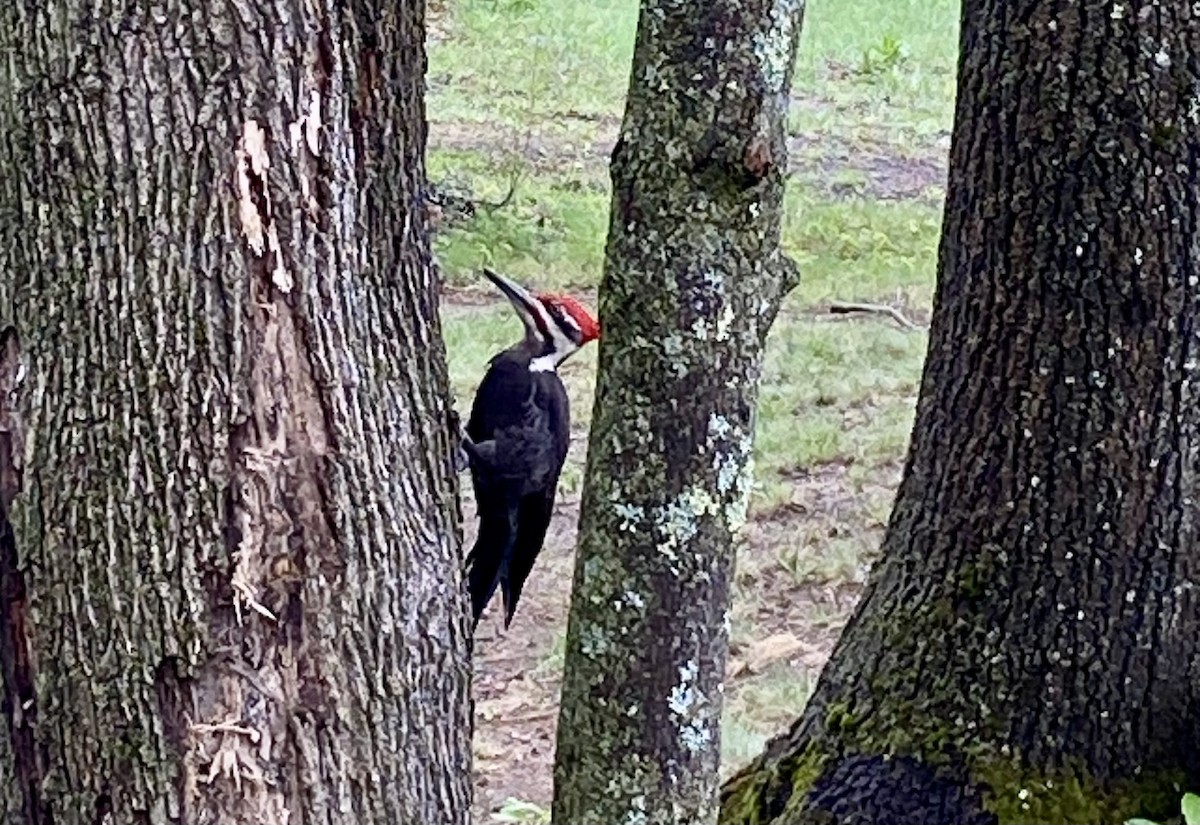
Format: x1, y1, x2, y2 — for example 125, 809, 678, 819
0, 1, 471, 824
551, 0, 804, 823
720, 1, 1200, 823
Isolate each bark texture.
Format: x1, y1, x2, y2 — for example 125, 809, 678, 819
551, 0, 804, 822
721, 1, 1200, 824
0, 1, 472, 823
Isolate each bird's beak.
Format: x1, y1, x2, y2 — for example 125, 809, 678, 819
482, 268, 543, 338
483, 267, 538, 310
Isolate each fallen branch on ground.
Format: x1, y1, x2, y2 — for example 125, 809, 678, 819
827, 300, 923, 330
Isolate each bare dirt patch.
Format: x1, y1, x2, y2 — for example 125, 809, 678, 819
466, 496, 575, 820
429, 100, 947, 204
790, 133, 948, 202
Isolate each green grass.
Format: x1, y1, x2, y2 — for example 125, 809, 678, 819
783, 192, 942, 307
430, 151, 609, 292
428, 0, 953, 293
428, 0, 636, 129
721, 666, 815, 779
429, 0, 960, 142
432, 158, 942, 302
790, 0, 961, 140
752, 316, 924, 507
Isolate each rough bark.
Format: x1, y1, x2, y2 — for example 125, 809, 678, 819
720, 1, 1200, 824
0, 1, 472, 823
551, 0, 804, 823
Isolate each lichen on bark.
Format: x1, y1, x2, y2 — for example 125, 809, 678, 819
551, 0, 805, 823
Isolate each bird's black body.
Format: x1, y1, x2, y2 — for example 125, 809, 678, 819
461, 268, 598, 631
464, 346, 570, 628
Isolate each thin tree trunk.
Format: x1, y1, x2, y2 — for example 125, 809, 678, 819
0, 1, 472, 823
551, 0, 804, 822
721, 1, 1200, 823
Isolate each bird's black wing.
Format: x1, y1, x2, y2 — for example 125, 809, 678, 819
466, 352, 534, 443
500, 372, 570, 626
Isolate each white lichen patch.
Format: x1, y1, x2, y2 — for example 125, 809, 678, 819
635, 416, 758, 561
662, 333, 684, 358
707, 415, 756, 534
654, 489, 713, 552
580, 623, 611, 657
714, 304, 735, 341
708, 413, 732, 441
679, 718, 712, 754
661, 333, 689, 377
714, 437, 750, 494
755, 0, 804, 97
667, 660, 712, 755
668, 663, 697, 716
625, 794, 648, 825
614, 501, 646, 532
701, 269, 724, 295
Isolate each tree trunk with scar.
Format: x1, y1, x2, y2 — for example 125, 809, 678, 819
0, 1, 472, 822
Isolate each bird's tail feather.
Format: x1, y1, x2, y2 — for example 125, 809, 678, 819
466, 506, 517, 628
467, 554, 502, 629
500, 573, 517, 630
500, 559, 532, 629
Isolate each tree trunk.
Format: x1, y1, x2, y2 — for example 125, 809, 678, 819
0, 1, 472, 823
551, 0, 804, 822
721, 2, 1200, 824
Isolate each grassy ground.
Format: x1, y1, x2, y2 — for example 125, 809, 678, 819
429, 0, 960, 818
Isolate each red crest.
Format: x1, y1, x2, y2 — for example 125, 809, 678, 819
540, 294, 600, 343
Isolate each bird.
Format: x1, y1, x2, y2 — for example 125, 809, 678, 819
461, 268, 600, 631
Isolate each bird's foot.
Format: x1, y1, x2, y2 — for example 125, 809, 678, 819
448, 408, 471, 473
453, 437, 471, 473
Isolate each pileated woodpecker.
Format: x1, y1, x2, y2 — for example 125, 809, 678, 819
462, 268, 600, 630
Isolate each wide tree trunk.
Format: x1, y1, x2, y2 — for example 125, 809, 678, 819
551, 0, 804, 823
0, 2, 472, 824
721, 2, 1200, 824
